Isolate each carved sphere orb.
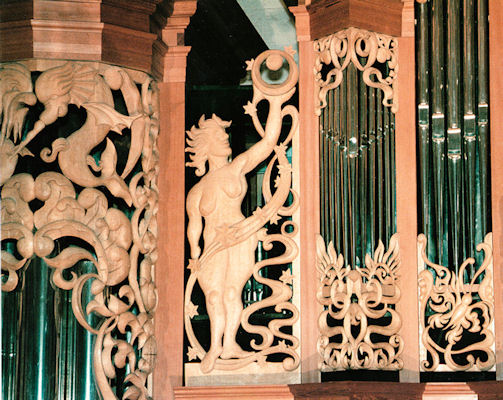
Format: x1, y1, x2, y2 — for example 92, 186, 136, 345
265, 53, 284, 71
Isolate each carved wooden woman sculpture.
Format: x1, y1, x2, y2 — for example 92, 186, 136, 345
185, 49, 299, 373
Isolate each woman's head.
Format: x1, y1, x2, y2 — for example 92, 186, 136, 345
186, 114, 232, 176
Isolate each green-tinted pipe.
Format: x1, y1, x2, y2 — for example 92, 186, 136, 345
18, 257, 58, 400
390, 112, 397, 234
2, 274, 22, 400
376, 89, 384, 245
416, 0, 431, 241
431, 0, 446, 265
368, 86, 376, 252
359, 72, 369, 265
319, 113, 325, 240
447, 0, 462, 270
347, 64, 358, 268
334, 86, 342, 253
74, 262, 100, 400
328, 89, 336, 244
384, 105, 391, 248
463, 0, 476, 263
478, 0, 490, 237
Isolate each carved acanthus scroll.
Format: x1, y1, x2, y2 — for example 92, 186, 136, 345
1, 61, 159, 399
316, 234, 403, 371
418, 233, 495, 372
184, 48, 300, 374
313, 27, 398, 115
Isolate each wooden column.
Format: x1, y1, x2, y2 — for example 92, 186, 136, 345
290, 5, 322, 384
153, 1, 196, 398
395, 0, 420, 383
489, 0, 503, 381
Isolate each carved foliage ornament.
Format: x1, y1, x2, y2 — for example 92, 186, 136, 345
316, 234, 403, 371
1, 61, 159, 399
313, 27, 398, 115
418, 233, 495, 372
184, 48, 300, 374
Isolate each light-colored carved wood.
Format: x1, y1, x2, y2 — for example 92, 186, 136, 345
184, 49, 300, 377
489, 0, 503, 382
418, 233, 495, 372
314, 27, 398, 115
316, 234, 403, 370
1, 61, 159, 399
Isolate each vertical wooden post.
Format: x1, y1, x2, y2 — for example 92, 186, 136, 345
153, 2, 196, 397
290, 5, 322, 384
396, 0, 420, 383
489, 0, 503, 381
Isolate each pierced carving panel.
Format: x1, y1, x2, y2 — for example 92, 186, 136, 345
184, 49, 300, 375
316, 234, 403, 371
313, 27, 398, 115
1, 61, 159, 399
418, 233, 495, 372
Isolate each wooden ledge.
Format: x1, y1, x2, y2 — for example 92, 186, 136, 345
173, 385, 293, 400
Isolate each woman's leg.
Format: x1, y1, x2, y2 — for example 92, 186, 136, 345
221, 238, 256, 359
198, 252, 227, 372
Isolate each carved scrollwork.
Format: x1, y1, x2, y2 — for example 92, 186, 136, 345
316, 234, 403, 371
184, 48, 300, 374
418, 233, 495, 372
313, 27, 398, 115
0, 61, 159, 399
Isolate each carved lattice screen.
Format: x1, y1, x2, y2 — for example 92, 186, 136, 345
1, 61, 159, 399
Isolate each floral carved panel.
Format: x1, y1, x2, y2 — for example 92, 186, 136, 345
1, 61, 159, 399
316, 234, 403, 371
418, 233, 495, 372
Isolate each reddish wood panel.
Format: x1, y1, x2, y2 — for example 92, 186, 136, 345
290, 381, 424, 400
174, 385, 293, 400
174, 381, 503, 400
489, 0, 503, 381
156, 80, 186, 400
0, 0, 162, 73
307, 0, 403, 40
395, 35, 420, 382
290, 4, 322, 384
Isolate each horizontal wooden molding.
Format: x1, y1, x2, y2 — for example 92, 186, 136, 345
307, 0, 403, 40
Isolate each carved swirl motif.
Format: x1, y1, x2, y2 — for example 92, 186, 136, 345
184, 48, 300, 373
316, 234, 403, 371
313, 27, 398, 115
418, 233, 495, 372
0, 62, 159, 399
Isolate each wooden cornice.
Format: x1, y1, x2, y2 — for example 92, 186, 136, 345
0, 0, 196, 75
293, 0, 403, 41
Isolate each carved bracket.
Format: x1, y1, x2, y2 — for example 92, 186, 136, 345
316, 234, 403, 371
313, 27, 398, 115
